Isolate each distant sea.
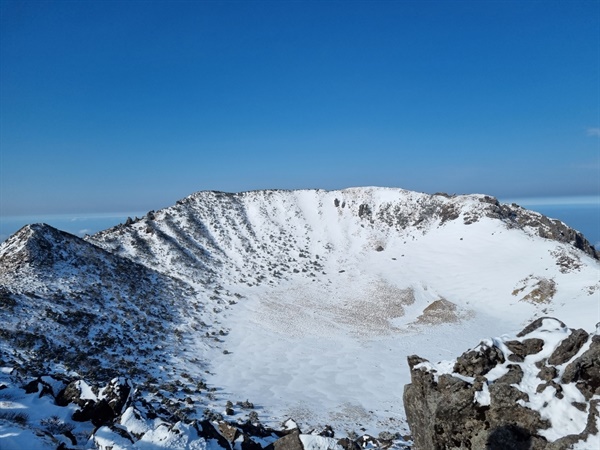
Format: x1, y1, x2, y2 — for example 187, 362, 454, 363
1, 198, 598, 250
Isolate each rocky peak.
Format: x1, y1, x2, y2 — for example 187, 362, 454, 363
0, 222, 113, 274
0, 223, 67, 262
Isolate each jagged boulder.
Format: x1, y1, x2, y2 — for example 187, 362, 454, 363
56, 380, 98, 407
548, 328, 589, 365
562, 334, 600, 400
265, 432, 304, 450
403, 318, 600, 450
196, 420, 232, 449
452, 341, 505, 376
22, 374, 67, 399
99, 376, 133, 417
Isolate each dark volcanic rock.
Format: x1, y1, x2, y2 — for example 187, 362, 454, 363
218, 422, 241, 443
101, 377, 133, 417
197, 420, 232, 450
56, 377, 132, 427
517, 317, 567, 337
238, 434, 263, 450
264, 432, 304, 450
562, 335, 600, 400
72, 399, 115, 426
486, 425, 534, 450
480, 201, 599, 260
505, 338, 545, 362
358, 203, 372, 220
403, 364, 484, 450
548, 328, 589, 365
337, 437, 361, 450
453, 343, 505, 377
495, 364, 524, 385
537, 365, 558, 382
56, 380, 95, 407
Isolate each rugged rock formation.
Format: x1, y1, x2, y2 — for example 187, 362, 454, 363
403, 317, 600, 449
477, 196, 598, 260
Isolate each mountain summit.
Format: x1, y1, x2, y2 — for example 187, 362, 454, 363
1, 187, 598, 447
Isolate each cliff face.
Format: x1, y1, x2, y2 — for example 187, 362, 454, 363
403, 317, 600, 450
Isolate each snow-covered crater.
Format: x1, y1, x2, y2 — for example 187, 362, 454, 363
1, 187, 598, 439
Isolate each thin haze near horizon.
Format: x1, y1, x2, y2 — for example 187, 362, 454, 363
1, 1, 599, 219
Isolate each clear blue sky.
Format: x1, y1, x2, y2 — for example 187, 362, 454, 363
1, 0, 599, 219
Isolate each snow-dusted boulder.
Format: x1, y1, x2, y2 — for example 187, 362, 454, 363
403, 318, 600, 450
56, 377, 133, 426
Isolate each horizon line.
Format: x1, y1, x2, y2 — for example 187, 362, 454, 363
1, 195, 599, 220
0, 211, 149, 222
501, 195, 600, 207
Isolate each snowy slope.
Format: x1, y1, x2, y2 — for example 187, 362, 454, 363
1, 187, 599, 445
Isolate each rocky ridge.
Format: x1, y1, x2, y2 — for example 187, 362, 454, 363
88, 190, 597, 288
0, 223, 199, 381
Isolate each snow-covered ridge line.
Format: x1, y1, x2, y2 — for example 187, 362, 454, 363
88, 188, 597, 288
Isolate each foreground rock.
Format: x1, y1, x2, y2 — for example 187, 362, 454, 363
403, 317, 600, 449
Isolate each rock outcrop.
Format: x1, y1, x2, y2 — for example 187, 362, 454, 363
403, 317, 600, 449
